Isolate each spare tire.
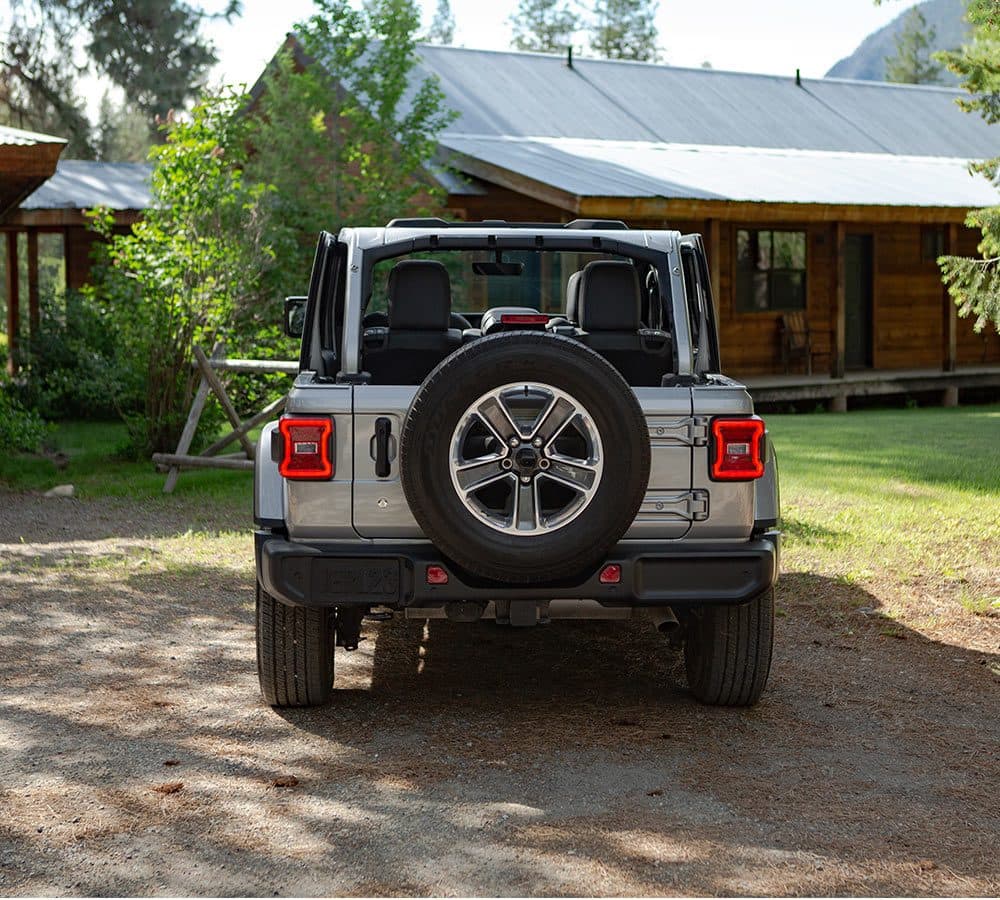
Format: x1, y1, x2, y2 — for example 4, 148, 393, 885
399, 331, 651, 584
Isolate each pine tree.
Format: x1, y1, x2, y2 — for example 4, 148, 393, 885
509, 0, 578, 54
934, 0, 1000, 332
884, 7, 944, 84
590, 0, 659, 62
425, 0, 455, 44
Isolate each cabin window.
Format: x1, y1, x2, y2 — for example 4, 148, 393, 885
736, 229, 806, 312
921, 226, 945, 263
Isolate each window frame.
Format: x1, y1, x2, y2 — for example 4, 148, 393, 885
733, 226, 808, 315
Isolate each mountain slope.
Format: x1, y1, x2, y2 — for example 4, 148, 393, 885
826, 0, 970, 83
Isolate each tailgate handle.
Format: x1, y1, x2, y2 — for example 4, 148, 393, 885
374, 417, 392, 478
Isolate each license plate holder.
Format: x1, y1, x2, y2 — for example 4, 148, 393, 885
312, 557, 401, 604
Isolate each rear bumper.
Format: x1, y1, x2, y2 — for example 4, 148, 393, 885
255, 531, 780, 609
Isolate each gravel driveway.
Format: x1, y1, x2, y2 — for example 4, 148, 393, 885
1, 492, 998, 896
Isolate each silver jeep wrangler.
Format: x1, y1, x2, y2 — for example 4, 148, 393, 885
254, 220, 780, 708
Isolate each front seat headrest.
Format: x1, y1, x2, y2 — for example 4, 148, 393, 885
387, 260, 451, 330
577, 261, 641, 332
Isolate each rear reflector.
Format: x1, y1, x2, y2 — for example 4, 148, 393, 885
599, 564, 622, 584
426, 565, 449, 585
500, 313, 549, 325
278, 417, 334, 479
710, 417, 766, 481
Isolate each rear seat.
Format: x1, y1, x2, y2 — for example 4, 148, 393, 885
562, 260, 671, 387
363, 260, 463, 384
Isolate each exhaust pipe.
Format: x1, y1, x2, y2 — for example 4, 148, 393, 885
646, 607, 679, 634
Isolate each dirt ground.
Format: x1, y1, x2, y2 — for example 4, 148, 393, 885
0, 492, 998, 897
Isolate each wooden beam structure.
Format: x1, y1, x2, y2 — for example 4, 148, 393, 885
160, 344, 298, 493
943, 222, 959, 373
5, 231, 19, 375
26, 230, 39, 337
832, 222, 847, 380
577, 196, 976, 226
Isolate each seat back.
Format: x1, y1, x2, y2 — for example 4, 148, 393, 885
363, 260, 462, 384
573, 261, 670, 386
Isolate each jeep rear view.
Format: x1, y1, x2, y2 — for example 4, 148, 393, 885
254, 219, 780, 708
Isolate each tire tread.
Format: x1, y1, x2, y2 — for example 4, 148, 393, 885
256, 583, 335, 707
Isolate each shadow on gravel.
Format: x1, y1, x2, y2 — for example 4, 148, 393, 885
1, 533, 998, 895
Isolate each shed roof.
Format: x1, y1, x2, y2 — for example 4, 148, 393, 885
0, 124, 67, 147
21, 160, 152, 210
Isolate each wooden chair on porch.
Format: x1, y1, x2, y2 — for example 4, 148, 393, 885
779, 312, 815, 375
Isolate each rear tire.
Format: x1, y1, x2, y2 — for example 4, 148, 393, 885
683, 589, 774, 706
256, 583, 335, 707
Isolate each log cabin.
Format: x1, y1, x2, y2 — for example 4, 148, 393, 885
5, 43, 1000, 406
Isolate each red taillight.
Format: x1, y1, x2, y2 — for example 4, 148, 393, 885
500, 313, 549, 325
710, 417, 766, 481
278, 417, 334, 480
426, 565, 449, 585
599, 564, 622, 584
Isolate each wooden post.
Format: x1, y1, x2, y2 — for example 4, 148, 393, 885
832, 222, 846, 379
193, 344, 257, 459
26, 230, 39, 339
943, 223, 958, 373
5, 231, 19, 376
162, 342, 225, 494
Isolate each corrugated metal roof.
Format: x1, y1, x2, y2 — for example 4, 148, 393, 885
441, 135, 1000, 207
0, 124, 67, 147
415, 45, 999, 159
22, 160, 152, 210
402, 45, 1000, 207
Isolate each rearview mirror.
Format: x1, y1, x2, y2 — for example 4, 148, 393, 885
472, 261, 524, 277
284, 296, 306, 338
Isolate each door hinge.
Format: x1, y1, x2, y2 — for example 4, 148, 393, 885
638, 490, 709, 522
647, 416, 709, 447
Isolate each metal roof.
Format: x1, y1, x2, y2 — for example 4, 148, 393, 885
404, 44, 1000, 207
21, 160, 152, 210
0, 124, 67, 147
442, 135, 1000, 207
414, 44, 999, 159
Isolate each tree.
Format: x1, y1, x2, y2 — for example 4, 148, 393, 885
293, 0, 456, 226
509, 0, 578, 53
237, 0, 455, 345
425, 0, 455, 44
933, 0, 1000, 332
80, 0, 241, 124
88, 92, 272, 454
94, 92, 153, 161
589, 0, 659, 62
884, 7, 944, 84
0, 2, 94, 155
0, 0, 241, 147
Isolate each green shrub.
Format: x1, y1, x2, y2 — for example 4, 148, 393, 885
0, 384, 48, 452
17, 291, 143, 421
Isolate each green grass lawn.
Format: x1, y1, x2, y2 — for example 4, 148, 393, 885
769, 403, 1000, 626
2, 406, 998, 625
0, 420, 252, 506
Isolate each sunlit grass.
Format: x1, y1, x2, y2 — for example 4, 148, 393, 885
768, 403, 1000, 625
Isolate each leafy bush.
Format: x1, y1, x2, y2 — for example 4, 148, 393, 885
0, 384, 48, 452
89, 92, 272, 455
17, 291, 143, 420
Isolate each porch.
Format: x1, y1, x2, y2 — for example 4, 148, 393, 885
744, 365, 1000, 410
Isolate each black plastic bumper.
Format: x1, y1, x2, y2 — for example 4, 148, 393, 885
255, 531, 780, 610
